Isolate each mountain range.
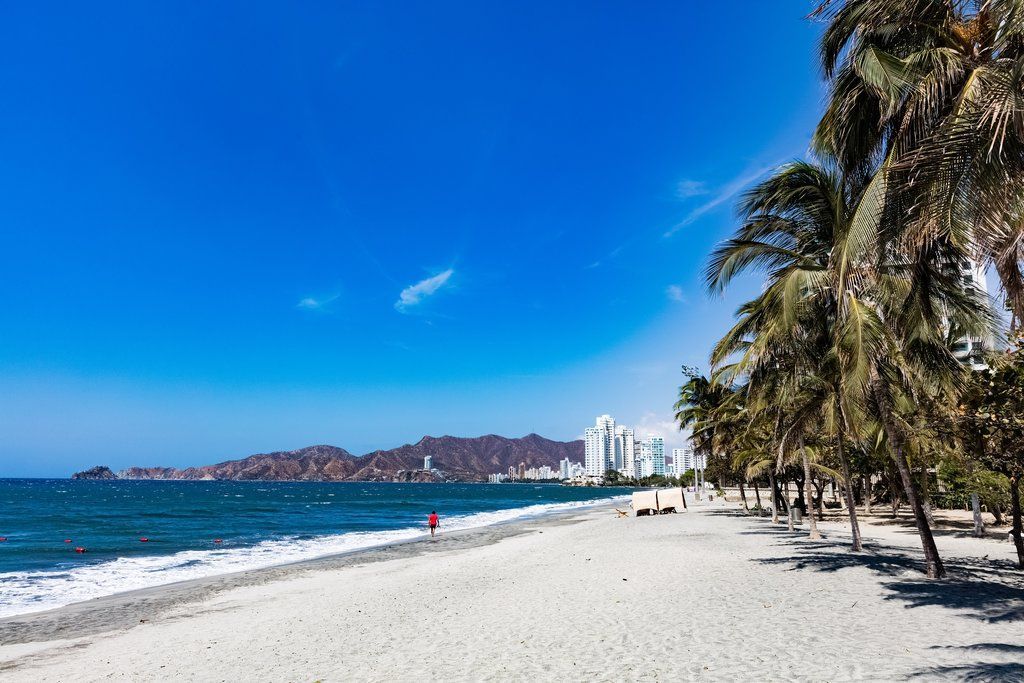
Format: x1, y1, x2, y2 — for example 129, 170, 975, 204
71, 434, 584, 482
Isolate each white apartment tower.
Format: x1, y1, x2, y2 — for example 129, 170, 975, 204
584, 415, 616, 476
559, 458, 571, 480
672, 447, 694, 474
951, 260, 992, 370
615, 426, 636, 477
423, 455, 433, 471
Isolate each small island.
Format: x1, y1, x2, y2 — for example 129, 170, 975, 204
71, 466, 117, 480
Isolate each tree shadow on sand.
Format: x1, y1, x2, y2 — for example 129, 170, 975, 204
908, 644, 1024, 681
739, 517, 1024, 623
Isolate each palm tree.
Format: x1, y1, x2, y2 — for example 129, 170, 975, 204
706, 160, 989, 576
811, 0, 1024, 327
707, 162, 862, 546
675, 367, 735, 500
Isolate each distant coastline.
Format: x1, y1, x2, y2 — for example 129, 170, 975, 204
70, 433, 583, 483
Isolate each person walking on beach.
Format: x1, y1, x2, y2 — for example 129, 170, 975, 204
428, 510, 439, 537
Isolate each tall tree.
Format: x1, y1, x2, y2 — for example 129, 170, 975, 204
706, 160, 989, 575
812, 0, 1024, 325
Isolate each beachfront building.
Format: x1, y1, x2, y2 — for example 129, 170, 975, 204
950, 259, 992, 370
492, 464, 563, 482
650, 437, 665, 476
635, 436, 665, 478
559, 458, 571, 480
584, 415, 616, 476
423, 455, 433, 471
672, 447, 693, 473
672, 447, 699, 476
615, 426, 636, 477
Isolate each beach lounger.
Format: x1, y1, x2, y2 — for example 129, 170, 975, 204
631, 490, 659, 516
656, 488, 685, 513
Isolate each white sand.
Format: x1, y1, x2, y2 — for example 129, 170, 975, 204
2, 500, 1023, 681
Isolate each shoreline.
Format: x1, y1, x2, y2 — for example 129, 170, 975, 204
0, 500, 619, 647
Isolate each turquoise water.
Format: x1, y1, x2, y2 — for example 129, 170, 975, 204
0, 479, 625, 618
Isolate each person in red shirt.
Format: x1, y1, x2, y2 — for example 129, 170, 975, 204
428, 511, 439, 537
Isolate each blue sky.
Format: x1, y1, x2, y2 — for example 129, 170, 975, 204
0, 3, 825, 476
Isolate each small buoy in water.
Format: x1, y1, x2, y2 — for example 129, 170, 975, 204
213, 539, 222, 544
0, 537, 7, 542
139, 537, 149, 542
75, 547, 86, 553
64, 539, 72, 543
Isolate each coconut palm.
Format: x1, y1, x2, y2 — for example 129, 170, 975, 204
706, 159, 990, 576
811, 0, 1024, 327
675, 367, 734, 492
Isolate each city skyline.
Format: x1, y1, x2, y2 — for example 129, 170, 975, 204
584, 414, 669, 479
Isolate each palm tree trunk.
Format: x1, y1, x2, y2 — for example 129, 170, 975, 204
889, 436, 946, 578
799, 437, 821, 540
920, 467, 935, 527
769, 470, 779, 524
971, 493, 986, 538
863, 475, 873, 515
872, 371, 944, 578
993, 504, 1006, 526
1010, 475, 1024, 570
836, 433, 862, 551
739, 480, 749, 512
753, 481, 762, 508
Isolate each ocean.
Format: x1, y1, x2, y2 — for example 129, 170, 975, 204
0, 479, 624, 619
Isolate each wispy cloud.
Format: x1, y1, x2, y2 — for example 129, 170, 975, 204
675, 179, 709, 199
663, 162, 781, 238
395, 268, 454, 312
296, 293, 340, 310
585, 245, 624, 270
666, 285, 686, 303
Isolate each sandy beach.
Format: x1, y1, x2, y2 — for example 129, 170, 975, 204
2, 499, 1023, 682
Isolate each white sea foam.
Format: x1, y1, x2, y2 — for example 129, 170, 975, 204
0, 495, 625, 619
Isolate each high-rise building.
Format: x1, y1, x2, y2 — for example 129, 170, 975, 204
615, 427, 635, 477
636, 436, 665, 478
584, 415, 616, 476
672, 447, 695, 474
518, 462, 526, 480
650, 436, 665, 476
559, 458, 571, 480
951, 259, 992, 370
423, 455, 433, 471
637, 442, 653, 478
